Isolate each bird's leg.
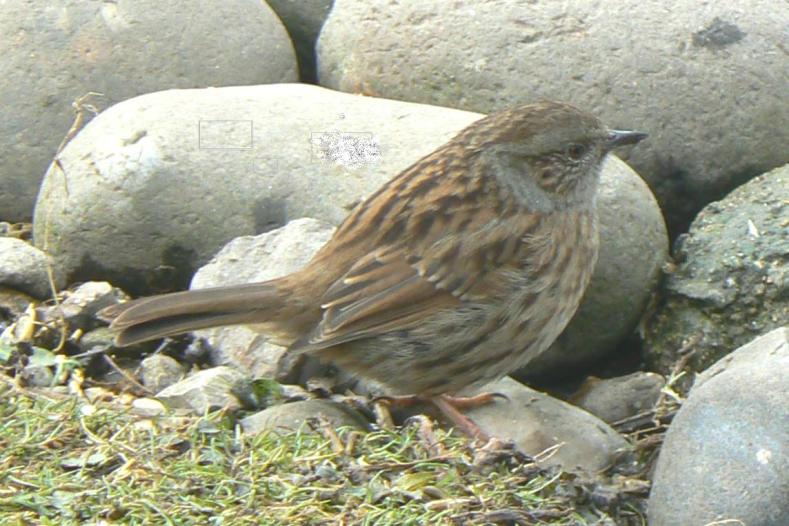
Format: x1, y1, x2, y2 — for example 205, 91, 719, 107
375, 392, 503, 441
430, 395, 491, 441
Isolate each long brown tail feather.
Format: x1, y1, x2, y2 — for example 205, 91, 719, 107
100, 282, 282, 346
112, 310, 272, 346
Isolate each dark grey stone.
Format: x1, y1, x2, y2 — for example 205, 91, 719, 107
0, 238, 52, 298
645, 165, 789, 375
75, 327, 115, 354
570, 372, 665, 424
21, 365, 55, 388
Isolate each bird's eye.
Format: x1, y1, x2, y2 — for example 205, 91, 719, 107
538, 168, 554, 181
566, 143, 587, 160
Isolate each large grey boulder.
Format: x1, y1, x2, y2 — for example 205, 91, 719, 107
648, 328, 789, 526
318, 0, 789, 232
569, 372, 665, 424
1, 0, 297, 222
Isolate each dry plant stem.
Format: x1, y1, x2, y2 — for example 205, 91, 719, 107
317, 415, 345, 454
103, 354, 154, 395
651, 333, 699, 421
372, 400, 396, 430
41, 92, 104, 353
343, 431, 360, 455
361, 454, 455, 472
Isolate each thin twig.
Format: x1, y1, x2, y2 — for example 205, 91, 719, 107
41, 92, 105, 353
361, 455, 453, 471
103, 354, 154, 395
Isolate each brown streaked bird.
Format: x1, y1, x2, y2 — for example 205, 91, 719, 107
101, 101, 646, 439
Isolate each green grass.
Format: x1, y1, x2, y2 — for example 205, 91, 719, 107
0, 378, 639, 525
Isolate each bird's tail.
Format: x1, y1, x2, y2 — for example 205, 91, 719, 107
99, 282, 284, 346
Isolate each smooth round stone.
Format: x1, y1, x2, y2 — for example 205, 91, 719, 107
240, 400, 369, 435
1, 0, 297, 221
33, 84, 482, 294
649, 329, 789, 526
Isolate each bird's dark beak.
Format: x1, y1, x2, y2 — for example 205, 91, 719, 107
606, 129, 648, 149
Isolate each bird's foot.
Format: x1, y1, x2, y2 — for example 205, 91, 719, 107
375, 392, 504, 442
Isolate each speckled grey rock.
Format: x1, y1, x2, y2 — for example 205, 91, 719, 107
1, 0, 298, 223
20, 365, 55, 388
318, 0, 789, 233
55, 281, 119, 330
240, 399, 369, 435
156, 366, 249, 414
267, 0, 334, 81
648, 328, 789, 526
190, 218, 335, 378
0, 238, 53, 298
465, 377, 631, 475
569, 372, 665, 424
140, 354, 186, 393
645, 165, 789, 375
74, 327, 115, 355
131, 398, 168, 418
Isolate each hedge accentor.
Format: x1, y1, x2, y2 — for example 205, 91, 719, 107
102, 101, 646, 437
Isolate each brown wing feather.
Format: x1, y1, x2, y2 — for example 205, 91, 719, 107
291, 215, 541, 353
290, 247, 457, 352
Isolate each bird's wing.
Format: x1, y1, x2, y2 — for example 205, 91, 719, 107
290, 210, 542, 353
287, 137, 547, 353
